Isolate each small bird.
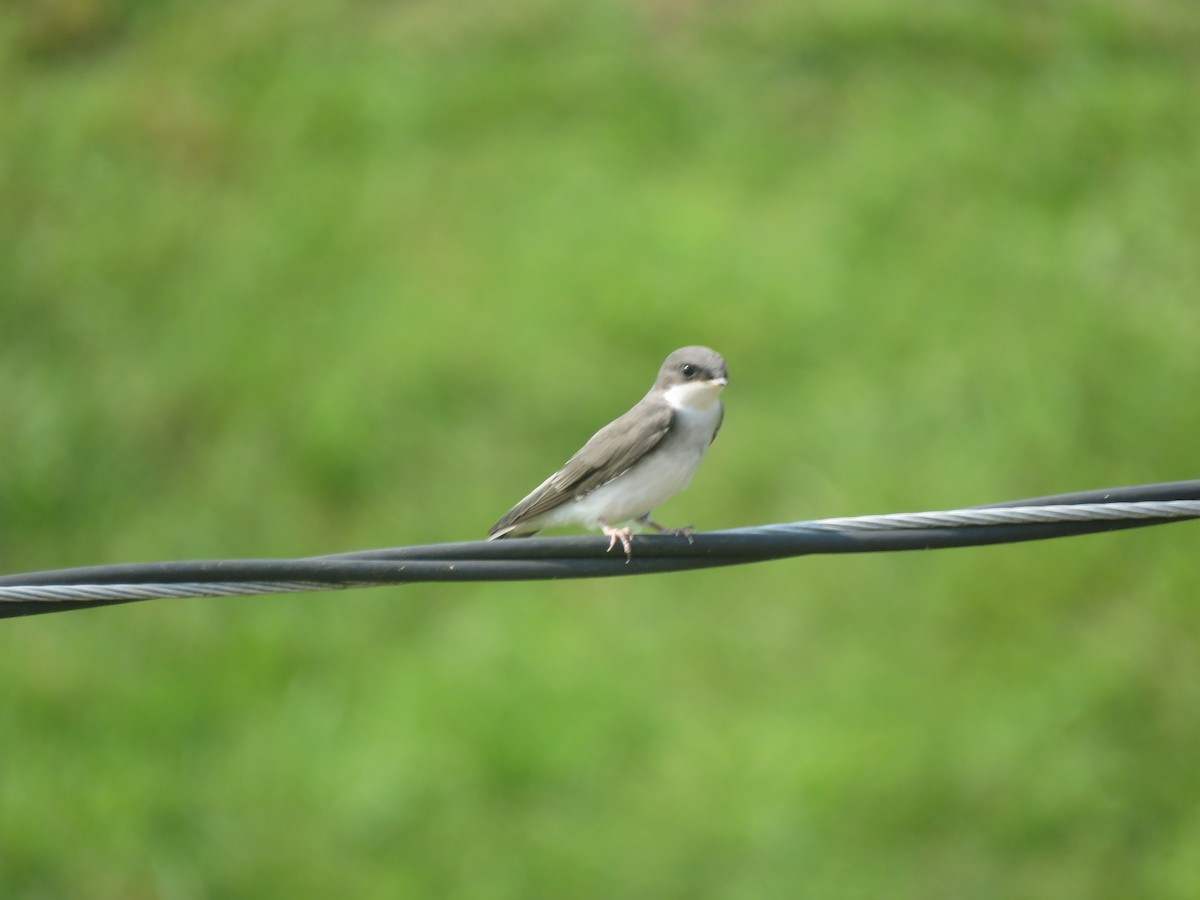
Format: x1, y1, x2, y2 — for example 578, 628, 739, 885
488, 346, 728, 558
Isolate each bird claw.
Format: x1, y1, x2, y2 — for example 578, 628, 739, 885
642, 519, 695, 544
601, 520, 696, 561
601, 524, 635, 562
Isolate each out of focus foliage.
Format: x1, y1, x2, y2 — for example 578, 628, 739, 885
3, 1, 1199, 896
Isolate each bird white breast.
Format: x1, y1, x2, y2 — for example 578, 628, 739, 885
539, 392, 722, 529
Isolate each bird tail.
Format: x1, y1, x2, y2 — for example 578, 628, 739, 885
487, 523, 539, 540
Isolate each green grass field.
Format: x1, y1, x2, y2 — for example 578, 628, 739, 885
3, 1, 1200, 896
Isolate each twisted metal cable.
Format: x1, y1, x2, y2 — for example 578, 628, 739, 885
741, 501, 1200, 533
1, 480, 1196, 618
0, 581, 353, 603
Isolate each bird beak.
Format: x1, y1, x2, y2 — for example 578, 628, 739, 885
711, 376, 728, 387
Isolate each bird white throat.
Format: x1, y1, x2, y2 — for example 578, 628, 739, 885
663, 378, 726, 412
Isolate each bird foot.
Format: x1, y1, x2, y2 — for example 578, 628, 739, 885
641, 519, 695, 544
601, 524, 635, 562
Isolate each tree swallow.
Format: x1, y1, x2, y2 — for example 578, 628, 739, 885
488, 346, 728, 558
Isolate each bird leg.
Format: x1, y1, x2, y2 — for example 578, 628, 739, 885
599, 521, 635, 562
638, 516, 695, 544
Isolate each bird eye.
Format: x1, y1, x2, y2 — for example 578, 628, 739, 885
681, 363, 698, 378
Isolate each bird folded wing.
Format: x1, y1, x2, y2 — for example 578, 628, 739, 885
489, 401, 674, 534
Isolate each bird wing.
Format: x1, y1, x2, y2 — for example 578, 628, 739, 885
488, 399, 674, 537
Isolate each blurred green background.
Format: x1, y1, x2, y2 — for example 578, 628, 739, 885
3, 0, 1200, 896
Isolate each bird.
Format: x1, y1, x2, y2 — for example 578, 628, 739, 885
488, 346, 728, 558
